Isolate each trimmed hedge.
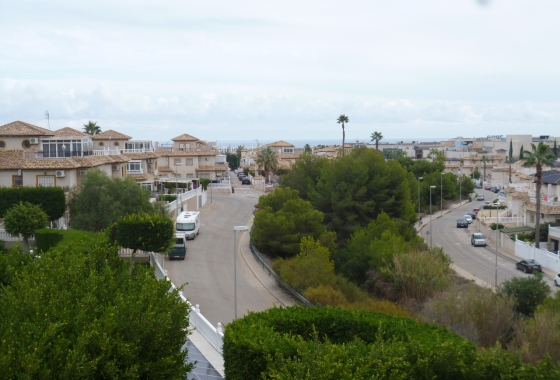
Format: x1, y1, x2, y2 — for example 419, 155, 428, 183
223, 306, 560, 379
35, 229, 105, 254
0, 187, 65, 221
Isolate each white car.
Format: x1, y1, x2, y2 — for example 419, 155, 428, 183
555, 273, 560, 287
463, 215, 473, 224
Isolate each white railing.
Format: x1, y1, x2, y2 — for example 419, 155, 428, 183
149, 252, 224, 353
126, 169, 144, 175
167, 187, 202, 212
549, 226, 560, 240
479, 216, 524, 225
0, 231, 30, 241
92, 148, 120, 156
122, 148, 154, 153
209, 182, 231, 189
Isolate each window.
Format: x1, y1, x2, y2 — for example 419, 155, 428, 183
283, 148, 294, 154
0, 140, 5, 149
37, 175, 55, 187
99, 142, 104, 146
186, 159, 193, 166
174, 158, 182, 165
186, 173, 193, 178
530, 213, 535, 223
200, 173, 210, 179
127, 161, 142, 172
114, 142, 119, 146
22, 140, 31, 149
12, 175, 23, 187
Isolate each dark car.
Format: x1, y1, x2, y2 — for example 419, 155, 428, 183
516, 259, 543, 273
457, 218, 469, 228
241, 178, 251, 185
467, 211, 477, 220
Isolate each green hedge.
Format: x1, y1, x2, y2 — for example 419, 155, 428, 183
160, 195, 177, 202
0, 187, 65, 221
35, 229, 64, 253
223, 306, 559, 379
35, 228, 105, 254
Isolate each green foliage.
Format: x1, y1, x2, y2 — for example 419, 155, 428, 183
256, 147, 279, 180
243, 167, 250, 176
161, 194, 177, 202
0, 186, 65, 221
4, 202, 48, 250
498, 274, 550, 317
34, 228, 64, 253
226, 152, 239, 169
35, 228, 105, 254
489, 223, 506, 230
199, 178, 210, 190
0, 242, 192, 378
422, 285, 516, 347
252, 188, 335, 258
83, 120, 101, 135
310, 148, 416, 243
336, 212, 426, 285
223, 306, 479, 380
381, 247, 452, 303
115, 213, 174, 254
471, 170, 481, 179
68, 169, 158, 232
0, 246, 37, 287
280, 153, 329, 200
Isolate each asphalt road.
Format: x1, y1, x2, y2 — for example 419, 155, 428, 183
427, 188, 558, 291
164, 175, 282, 327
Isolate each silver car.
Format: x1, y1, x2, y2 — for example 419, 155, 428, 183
471, 233, 487, 247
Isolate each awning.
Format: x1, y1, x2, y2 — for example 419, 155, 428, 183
500, 226, 534, 233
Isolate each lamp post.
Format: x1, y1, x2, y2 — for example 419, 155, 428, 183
440, 172, 444, 215
233, 225, 249, 319
418, 176, 423, 222
495, 206, 499, 286
175, 173, 179, 217
430, 185, 436, 248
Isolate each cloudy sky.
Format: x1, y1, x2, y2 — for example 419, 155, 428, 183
1, 0, 559, 143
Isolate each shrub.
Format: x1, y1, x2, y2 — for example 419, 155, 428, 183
422, 285, 516, 347
0, 187, 65, 221
34, 228, 64, 253
498, 274, 550, 317
489, 223, 505, 230
160, 194, 177, 202
35, 229, 105, 254
223, 306, 479, 380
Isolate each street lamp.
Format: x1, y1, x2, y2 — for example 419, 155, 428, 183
418, 177, 423, 222
440, 172, 444, 215
429, 185, 436, 248
175, 173, 179, 217
233, 225, 249, 319
495, 206, 499, 287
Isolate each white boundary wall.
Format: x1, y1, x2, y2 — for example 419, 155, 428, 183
514, 239, 560, 272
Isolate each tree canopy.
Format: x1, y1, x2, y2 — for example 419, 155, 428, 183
68, 169, 159, 232
0, 243, 192, 378
4, 202, 48, 251
83, 120, 101, 135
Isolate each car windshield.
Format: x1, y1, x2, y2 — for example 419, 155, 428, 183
527, 260, 539, 265
473, 234, 483, 238
177, 223, 196, 231
174, 238, 184, 245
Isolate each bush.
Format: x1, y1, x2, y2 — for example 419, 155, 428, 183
422, 285, 516, 347
223, 306, 479, 380
498, 274, 550, 317
489, 223, 505, 230
35, 229, 65, 253
0, 187, 65, 221
160, 194, 177, 202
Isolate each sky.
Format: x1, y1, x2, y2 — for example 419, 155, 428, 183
1, 0, 559, 143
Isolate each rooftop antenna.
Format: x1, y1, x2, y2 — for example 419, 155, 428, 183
45, 111, 50, 130
254, 139, 259, 148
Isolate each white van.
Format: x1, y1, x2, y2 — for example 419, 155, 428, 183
176, 211, 200, 240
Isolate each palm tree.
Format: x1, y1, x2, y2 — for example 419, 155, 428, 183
256, 147, 278, 182
83, 121, 101, 135
523, 142, 557, 248
337, 115, 349, 157
370, 131, 383, 150
480, 156, 489, 186
304, 144, 312, 153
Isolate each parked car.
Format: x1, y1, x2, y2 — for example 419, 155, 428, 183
475, 183, 482, 189
492, 187, 500, 193
462, 215, 473, 224
516, 259, 543, 273
484, 201, 492, 206
476, 194, 484, 201
555, 273, 560, 286
471, 233, 487, 247
467, 211, 477, 220
484, 185, 491, 190
241, 178, 251, 185
473, 207, 481, 213
457, 218, 469, 228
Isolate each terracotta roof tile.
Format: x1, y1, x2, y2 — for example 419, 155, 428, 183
158, 166, 172, 172
171, 133, 205, 143
52, 127, 89, 137
264, 140, 294, 148
91, 129, 132, 140
159, 151, 218, 157
0, 121, 55, 137
0, 150, 129, 170
197, 165, 229, 171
